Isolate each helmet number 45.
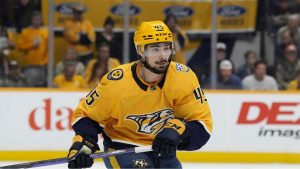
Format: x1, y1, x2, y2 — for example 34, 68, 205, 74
154, 25, 164, 31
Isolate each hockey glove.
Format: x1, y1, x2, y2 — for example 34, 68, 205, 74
152, 119, 188, 157
67, 135, 100, 168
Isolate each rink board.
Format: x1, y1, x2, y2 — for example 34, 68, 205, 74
0, 88, 299, 162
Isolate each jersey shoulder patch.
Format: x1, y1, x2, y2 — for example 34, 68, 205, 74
175, 63, 190, 72
107, 68, 123, 80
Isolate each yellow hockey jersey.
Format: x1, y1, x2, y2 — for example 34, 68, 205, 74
63, 18, 95, 56
72, 61, 212, 146
17, 27, 48, 66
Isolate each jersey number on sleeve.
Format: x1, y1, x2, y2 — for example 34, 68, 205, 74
193, 86, 207, 104
85, 88, 99, 106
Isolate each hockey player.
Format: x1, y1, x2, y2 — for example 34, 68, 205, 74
67, 20, 213, 168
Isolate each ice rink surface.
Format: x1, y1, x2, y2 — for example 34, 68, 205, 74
1, 161, 300, 169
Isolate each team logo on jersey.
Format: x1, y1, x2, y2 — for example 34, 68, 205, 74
126, 109, 174, 134
132, 159, 149, 168
176, 63, 190, 72
107, 69, 123, 80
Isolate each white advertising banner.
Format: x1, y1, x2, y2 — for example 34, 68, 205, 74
0, 90, 299, 153
0, 91, 86, 150
203, 92, 300, 153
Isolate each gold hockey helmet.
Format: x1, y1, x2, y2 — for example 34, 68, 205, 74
134, 20, 174, 56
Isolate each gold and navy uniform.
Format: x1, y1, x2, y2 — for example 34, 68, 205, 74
72, 61, 212, 150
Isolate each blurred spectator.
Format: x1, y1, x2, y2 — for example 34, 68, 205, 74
53, 61, 85, 89
55, 48, 85, 76
205, 60, 242, 89
164, 14, 189, 64
85, 43, 120, 88
277, 14, 300, 45
198, 42, 229, 83
237, 50, 257, 79
96, 16, 122, 63
63, 3, 95, 66
216, 42, 228, 68
0, 26, 15, 78
0, 50, 9, 79
216, 42, 227, 61
14, 0, 40, 32
17, 11, 48, 67
275, 29, 294, 60
242, 61, 278, 90
0, 60, 27, 87
22, 65, 46, 87
270, 0, 299, 29
287, 69, 300, 90
276, 44, 300, 89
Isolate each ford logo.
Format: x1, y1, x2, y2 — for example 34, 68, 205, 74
218, 5, 246, 17
55, 3, 74, 15
164, 6, 193, 18
110, 4, 141, 16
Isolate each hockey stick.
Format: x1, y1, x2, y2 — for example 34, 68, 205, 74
0, 145, 153, 168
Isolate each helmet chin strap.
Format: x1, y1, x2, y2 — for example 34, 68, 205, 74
137, 54, 172, 75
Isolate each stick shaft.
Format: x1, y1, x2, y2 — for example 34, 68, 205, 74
0, 146, 153, 168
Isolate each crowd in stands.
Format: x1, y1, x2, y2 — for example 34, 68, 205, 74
0, 0, 299, 91
0, 2, 121, 89
202, 0, 300, 91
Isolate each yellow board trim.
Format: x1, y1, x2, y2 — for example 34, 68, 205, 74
1, 151, 300, 163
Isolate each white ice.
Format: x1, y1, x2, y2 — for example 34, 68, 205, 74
1, 161, 300, 169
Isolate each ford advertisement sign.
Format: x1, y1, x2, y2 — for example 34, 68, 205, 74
164, 6, 194, 18
218, 5, 246, 17
111, 4, 141, 16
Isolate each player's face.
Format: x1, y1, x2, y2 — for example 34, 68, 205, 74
143, 42, 172, 73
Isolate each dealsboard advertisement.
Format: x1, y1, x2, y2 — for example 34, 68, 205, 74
0, 89, 299, 162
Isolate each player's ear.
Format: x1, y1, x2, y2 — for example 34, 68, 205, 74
136, 45, 143, 55
136, 45, 146, 62
137, 54, 145, 62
